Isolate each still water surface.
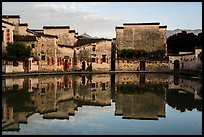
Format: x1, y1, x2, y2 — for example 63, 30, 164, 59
2, 73, 202, 135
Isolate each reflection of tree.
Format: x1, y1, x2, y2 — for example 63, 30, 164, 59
2, 89, 34, 112
117, 84, 167, 96
166, 89, 202, 112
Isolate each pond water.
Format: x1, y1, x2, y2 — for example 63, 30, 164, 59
2, 73, 202, 135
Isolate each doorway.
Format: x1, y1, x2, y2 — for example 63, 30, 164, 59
174, 60, 180, 70
140, 60, 146, 70
82, 61, 86, 71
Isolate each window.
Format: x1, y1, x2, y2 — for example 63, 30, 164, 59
41, 55, 45, 60
13, 84, 19, 89
102, 83, 106, 90
102, 55, 106, 62
32, 44, 35, 48
41, 88, 45, 93
13, 61, 18, 67
92, 83, 96, 88
92, 58, 96, 62
92, 46, 96, 51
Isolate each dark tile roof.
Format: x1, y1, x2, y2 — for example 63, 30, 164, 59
115, 26, 124, 29
123, 22, 160, 25
159, 26, 167, 28
14, 35, 37, 42
19, 23, 28, 26
2, 15, 20, 18
69, 30, 75, 33
2, 20, 14, 26
43, 26, 70, 29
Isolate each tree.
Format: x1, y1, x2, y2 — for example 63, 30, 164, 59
197, 32, 202, 48
167, 31, 199, 54
2, 42, 32, 61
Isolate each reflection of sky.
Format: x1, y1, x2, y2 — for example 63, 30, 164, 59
2, 102, 202, 135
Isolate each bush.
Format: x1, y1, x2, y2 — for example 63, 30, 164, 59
2, 42, 32, 61
86, 64, 92, 71
117, 49, 165, 59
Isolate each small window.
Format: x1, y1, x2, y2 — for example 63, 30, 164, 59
41, 55, 45, 60
102, 83, 106, 90
13, 84, 19, 89
92, 47, 96, 51
41, 88, 45, 93
13, 61, 18, 67
32, 44, 35, 48
92, 83, 96, 88
92, 58, 96, 62
102, 55, 106, 62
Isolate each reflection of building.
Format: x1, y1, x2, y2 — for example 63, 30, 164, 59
166, 90, 202, 112
114, 74, 168, 119
2, 74, 112, 130
168, 75, 202, 100
2, 74, 202, 131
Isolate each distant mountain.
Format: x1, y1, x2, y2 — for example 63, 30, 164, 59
166, 29, 202, 38
79, 33, 98, 39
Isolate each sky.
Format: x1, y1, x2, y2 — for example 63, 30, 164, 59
2, 2, 202, 38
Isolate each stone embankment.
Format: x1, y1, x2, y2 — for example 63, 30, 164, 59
2, 69, 202, 79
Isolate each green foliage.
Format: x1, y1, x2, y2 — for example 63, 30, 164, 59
167, 31, 201, 54
2, 42, 32, 61
117, 49, 165, 59
3, 89, 32, 112
86, 64, 92, 71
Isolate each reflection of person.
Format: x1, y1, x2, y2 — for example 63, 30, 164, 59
137, 67, 139, 71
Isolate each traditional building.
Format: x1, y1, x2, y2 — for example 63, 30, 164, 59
169, 47, 202, 70
73, 33, 112, 71
2, 15, 20, 35
2, 20, 15, 52
115, 22, 168, 71
115, 22, 167, 53
43, 26, 78, 46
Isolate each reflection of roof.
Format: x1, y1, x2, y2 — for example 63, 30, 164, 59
14, 35, 37, 41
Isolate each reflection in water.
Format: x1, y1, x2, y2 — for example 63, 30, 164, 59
2, 73, 202, 133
